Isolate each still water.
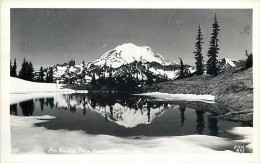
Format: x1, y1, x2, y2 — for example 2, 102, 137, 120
10, 93, 244, 138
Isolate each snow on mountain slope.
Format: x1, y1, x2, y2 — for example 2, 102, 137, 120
225, 58, 236, 67
219, 58, 237, 68
149, 67, 179, 79
93, 43, 167, 68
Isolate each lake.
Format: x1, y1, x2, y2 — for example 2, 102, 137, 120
10, 93, 246, 138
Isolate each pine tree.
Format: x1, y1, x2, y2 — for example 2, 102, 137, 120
90, 74, 97, 89
12, 58, 17, 77
146, 73, 154, 86
81, 60, 86, 81
179, 58, 184, 79
18, 58, 28, 80
27, 61, 34, 81
207, 14, 220, 75
46, 67, 54, 83
10, 60, 12, 76
194, 25, 204, 75
39, 66, 44, 82
245, 50, 253, 68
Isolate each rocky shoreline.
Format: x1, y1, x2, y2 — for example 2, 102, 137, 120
141, 67, 253, 126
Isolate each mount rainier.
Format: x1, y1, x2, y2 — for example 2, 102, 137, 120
52, 43, 195, 84
51, 43, 237, 84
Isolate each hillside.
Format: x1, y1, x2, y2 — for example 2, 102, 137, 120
141, 67, 253, 125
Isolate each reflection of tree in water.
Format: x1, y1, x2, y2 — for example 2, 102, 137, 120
109, 105, 114, 120
105, 114, 108, 124
19, 100, 34, 116
82, 96, 87, 109
83, 108, 86, 116
90, 95, 97, 108
39, 98, 45, 111
46, 98, 54, 109
70, 105, 76, 113
147, 107, 151, 122
179, 105, 186, 127
63, 94, 76, 113
207, 115, 219, 136
38, 97, 54, 111
56, 93, 168, 121
195, 110, 205, 134
10, 104, 17, 116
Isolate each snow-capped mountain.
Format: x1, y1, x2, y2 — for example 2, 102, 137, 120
51, 43, 195, 84
217, 58, 246, 73
93, 43, 169, 68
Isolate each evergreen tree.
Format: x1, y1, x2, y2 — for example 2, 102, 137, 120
179, 58, 184, 79
207, 14, 220, 75
10, 60, 12, 76
12, 58, 17, 77
81, 60, 86, 82
46, 67, 54, 83
27, 61, 34, 81
18, 58, 28, 80
146, 73, 154, 86
194, 25, 204, 75
39, 66, 44, 82
90, 74, 97, 89
245, 50, 253, 68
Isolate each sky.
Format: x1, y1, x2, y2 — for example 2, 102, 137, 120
11, 9, 252, 70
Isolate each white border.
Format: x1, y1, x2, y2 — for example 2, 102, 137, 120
1, 1, 260, 163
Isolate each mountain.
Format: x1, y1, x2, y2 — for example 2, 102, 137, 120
52, 43, 195, 84
218, 58, 246, 73
93, 43, 172, 68
219, 58, 237, 68
50, 43, 242, 85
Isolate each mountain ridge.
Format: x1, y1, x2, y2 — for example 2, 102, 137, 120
47, 43, 242, 85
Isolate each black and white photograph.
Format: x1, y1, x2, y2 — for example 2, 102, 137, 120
1, 1, 260, 163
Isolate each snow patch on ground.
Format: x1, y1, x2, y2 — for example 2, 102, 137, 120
149, 67, 179, 79
136, 92, 215, 103
226, 127, 253, 150
10, 115, 252, 159
10, 77, 75, 94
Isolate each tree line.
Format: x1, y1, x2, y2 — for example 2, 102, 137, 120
10, 57, 54, 83
10, 58, 34, 81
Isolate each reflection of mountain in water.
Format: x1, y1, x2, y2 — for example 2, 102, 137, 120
10, 93, 232, 136
55, 93, 166, 128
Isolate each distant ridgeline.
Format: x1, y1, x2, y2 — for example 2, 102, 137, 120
11, 43, 252, 92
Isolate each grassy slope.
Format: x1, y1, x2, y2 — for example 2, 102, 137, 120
142, 67, 253, 125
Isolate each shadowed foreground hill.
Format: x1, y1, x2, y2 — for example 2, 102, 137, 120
142, 67, 253, 125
